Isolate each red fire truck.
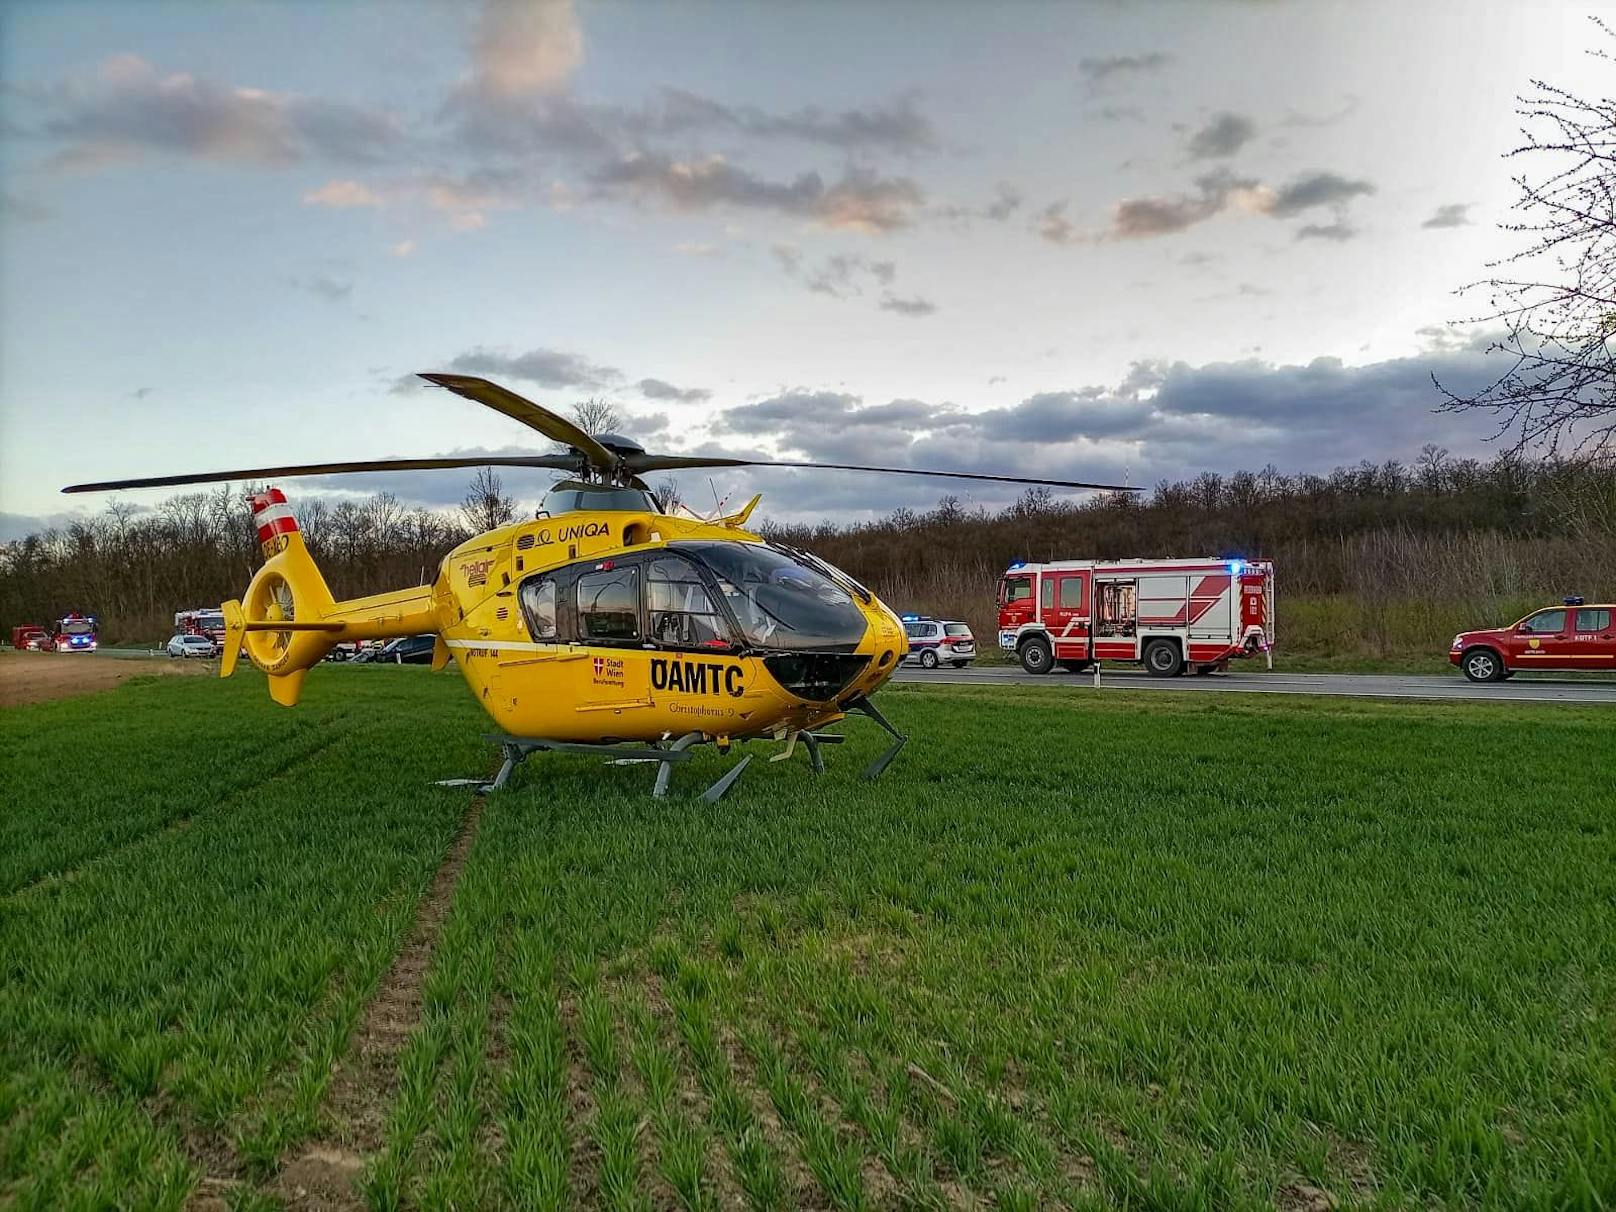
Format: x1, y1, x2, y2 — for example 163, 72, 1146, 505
997, 557, 1275, 676
48, 612, 99, 652
175, 608, 227, 646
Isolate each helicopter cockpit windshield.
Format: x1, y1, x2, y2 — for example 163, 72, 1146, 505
675, 541, 867, 652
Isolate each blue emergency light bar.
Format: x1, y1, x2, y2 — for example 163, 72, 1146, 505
900, 613, 921, 622
1564, 595, 1585, 606
1229, 560, 1244, 575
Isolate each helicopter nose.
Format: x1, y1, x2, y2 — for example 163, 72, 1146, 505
760, 652, 872, 702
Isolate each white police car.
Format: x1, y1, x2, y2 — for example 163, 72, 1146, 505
900, 615, 976, 668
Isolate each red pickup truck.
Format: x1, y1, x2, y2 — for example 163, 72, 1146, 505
1451, 597, 1616, 681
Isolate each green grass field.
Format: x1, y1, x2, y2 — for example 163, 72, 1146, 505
1, 668, 1612, 1210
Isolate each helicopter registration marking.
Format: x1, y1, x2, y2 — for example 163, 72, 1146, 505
444, 638, 561, 653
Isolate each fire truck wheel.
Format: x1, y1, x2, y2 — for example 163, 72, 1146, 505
919, 649, 940, 669
1460, 647, 1506, 682
1144, 640, 1184, 678
1018, 635, 1055, 675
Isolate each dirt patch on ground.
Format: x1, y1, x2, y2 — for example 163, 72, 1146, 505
0, 650, 207, 707
269, 793, 488, 1208
273, 1146, 368, 1210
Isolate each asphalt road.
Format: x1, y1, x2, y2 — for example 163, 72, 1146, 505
90, 647, 1616, 704
893, 663, 1616, 705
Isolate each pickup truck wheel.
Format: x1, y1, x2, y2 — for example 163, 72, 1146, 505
1461, 647, 1505, 682
1019, 635, 1054, 675
1144, 640, 1184, 678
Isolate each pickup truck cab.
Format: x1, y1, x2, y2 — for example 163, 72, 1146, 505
1450, 598, 1616, 681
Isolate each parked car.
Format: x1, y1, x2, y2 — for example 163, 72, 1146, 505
357, 634, 436, 665
1450, 597, 1615, 681
167, 633, 217, 658
900, 615, 977, 668
10, 624, 48, 651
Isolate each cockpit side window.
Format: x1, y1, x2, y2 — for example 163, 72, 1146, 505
518, 576, 558, 640
646, 556, 731, 650
575, 566, 641, 643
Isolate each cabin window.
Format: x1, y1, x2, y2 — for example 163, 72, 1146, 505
1001, 577, 1031, 603
1575, 608, 1611, 632
1521, 609, 1565, 635
1059, 576, 1086, 609
518, 576, 557, 640
646, 556, 730, 649
1040, 577, 1054, 609
576, 566, 640, 643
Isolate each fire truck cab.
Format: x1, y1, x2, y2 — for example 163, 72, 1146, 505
49, 612, 98, 653
997, 557, 1274, 676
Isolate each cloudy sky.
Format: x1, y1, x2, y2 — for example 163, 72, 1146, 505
0, 0, 1599, 533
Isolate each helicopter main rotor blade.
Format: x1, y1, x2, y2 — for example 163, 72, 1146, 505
624, 453, 1137, 493
62, 454, 581, 494
419, 373, 618, 472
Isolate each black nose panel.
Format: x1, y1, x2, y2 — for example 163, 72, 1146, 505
762, 653, 870, 702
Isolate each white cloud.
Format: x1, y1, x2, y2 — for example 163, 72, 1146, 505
469, 0, 583, 101
303, 179, 383, 208
38, 54, 399, 169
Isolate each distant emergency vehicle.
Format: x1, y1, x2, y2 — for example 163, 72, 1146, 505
997, 557, 1274, 676
175, 608, 227, 646
899, 615, 977, 668
10, 624, 48, 650
1450, 597, 1615, 681
49, 612, 98, 653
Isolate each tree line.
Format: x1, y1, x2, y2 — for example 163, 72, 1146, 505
763, 450, 1615, 655
1, 449, 1610, 650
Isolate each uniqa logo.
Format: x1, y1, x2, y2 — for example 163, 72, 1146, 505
534, 521, 611, 545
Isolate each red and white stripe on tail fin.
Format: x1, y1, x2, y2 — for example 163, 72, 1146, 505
249, 488, 299, 554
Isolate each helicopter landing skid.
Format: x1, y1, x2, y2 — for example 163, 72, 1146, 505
437, 731, 746, 801
436, 710, 894, 799
846, 695, 908, 779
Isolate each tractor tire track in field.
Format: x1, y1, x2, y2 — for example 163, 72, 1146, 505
268, 788, 489, 1210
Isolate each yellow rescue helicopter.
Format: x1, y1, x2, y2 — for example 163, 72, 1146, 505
65, 374, 1132, 797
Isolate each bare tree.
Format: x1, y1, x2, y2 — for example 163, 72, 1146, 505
460, 467, 515, 535
570, 396, 623, 435
651, 476, 681, 513
1437, 18, 1616, 453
